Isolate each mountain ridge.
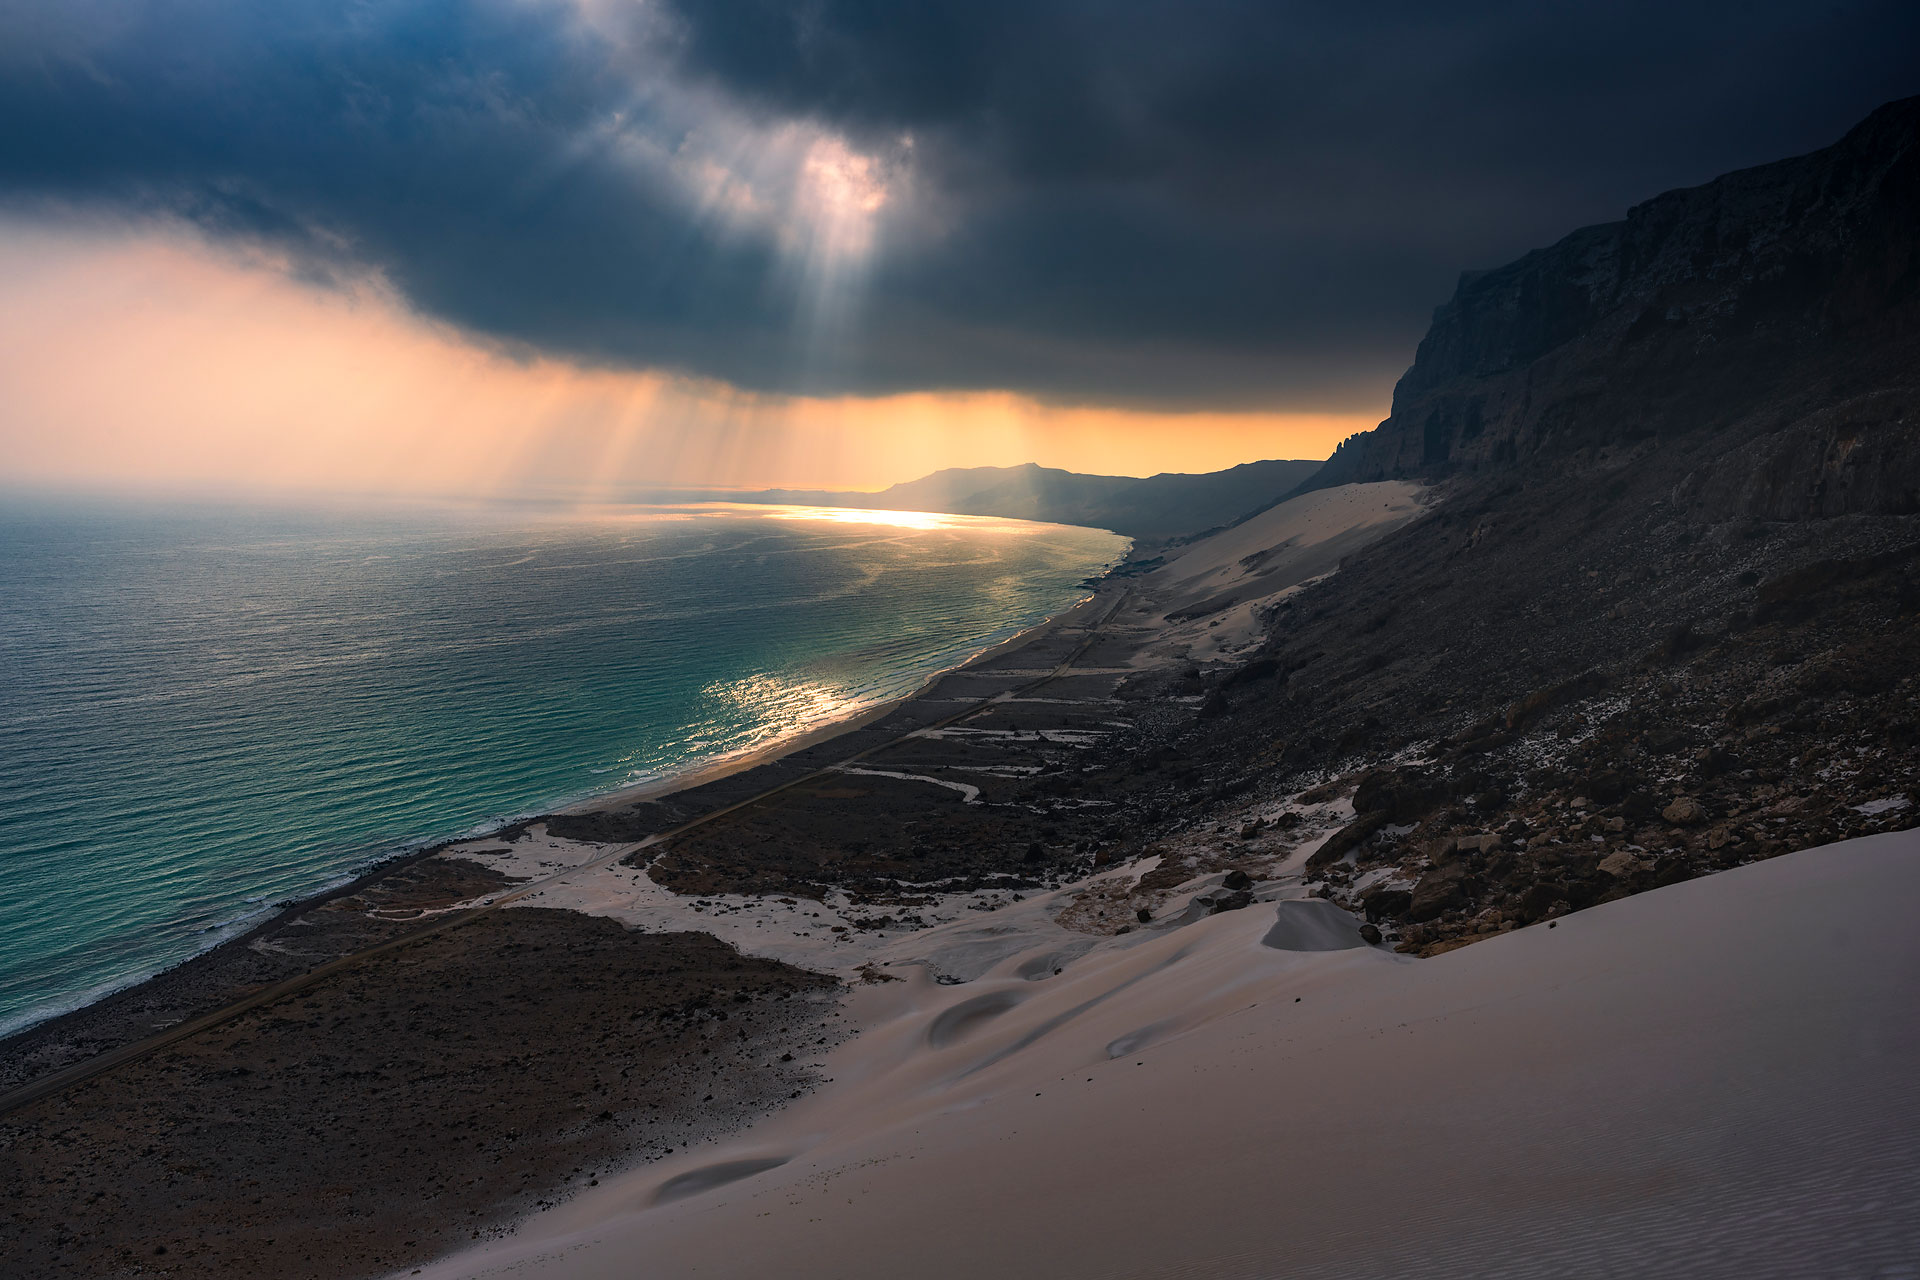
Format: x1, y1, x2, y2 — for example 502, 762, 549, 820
1303, 94, 1919, 519
1157, 94, 1920, 965
722, 457, 1325, 539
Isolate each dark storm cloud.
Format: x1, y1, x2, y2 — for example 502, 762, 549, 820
2, 0, 1916, 407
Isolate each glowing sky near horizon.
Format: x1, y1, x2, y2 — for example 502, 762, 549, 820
0, 219, 1372, 497
2, 1, 1909, 500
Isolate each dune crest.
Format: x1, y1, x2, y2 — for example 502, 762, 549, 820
417, 829, 1920, 1280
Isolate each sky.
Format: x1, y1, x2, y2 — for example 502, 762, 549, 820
1, 1, 1915, 497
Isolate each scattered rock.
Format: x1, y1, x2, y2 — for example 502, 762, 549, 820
1597, 850, 1642, 878
1662, 797, 1707, 826
1203, 889, 1255, 914
1359, 886, 1413, 921
1306, 812, 1388, 868
1513, 880, 1567, 925
1353, 767, 1448, 823
1407, 863, 1472, 922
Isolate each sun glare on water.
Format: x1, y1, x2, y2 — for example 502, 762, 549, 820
762, 504, 959, 530
547, 502, 1049, 536
704, 670, 863, 739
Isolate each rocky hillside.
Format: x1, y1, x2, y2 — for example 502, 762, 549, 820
1124, 99, 1920, 959
1311, 95, 1920, 520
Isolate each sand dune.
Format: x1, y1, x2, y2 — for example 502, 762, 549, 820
1133, 480, 1425, 662
410, 828, 1920, 1280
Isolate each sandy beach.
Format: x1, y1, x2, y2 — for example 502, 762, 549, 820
5, 478, 1917, 1279
0, 519, 1151, 1276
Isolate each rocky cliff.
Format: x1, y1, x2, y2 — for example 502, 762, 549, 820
1148, 99, 1920, 963
1311, 96, 1920, 520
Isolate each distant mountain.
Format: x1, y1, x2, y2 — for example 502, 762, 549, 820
735, 459, 1325, 539
1303, 95, 1920, 520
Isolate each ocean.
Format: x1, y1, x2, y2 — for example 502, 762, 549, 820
0, 495, 1126, 1037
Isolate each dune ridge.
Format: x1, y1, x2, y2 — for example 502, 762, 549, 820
417, 829, 1920, 1279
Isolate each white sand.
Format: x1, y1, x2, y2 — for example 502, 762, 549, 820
1131, 480, 1426, 662
409, 828, 1920, 1279
402, 486, 1909, 1276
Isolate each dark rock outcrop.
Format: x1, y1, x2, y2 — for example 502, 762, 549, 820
1353, 767, 1449, 823
1359, 886, 1412, 922
1407, 862, 1474, 922
1308, 96, 1920, 522
1306, 812, 1388, 869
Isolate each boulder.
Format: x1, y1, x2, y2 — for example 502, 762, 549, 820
1205, 889, 1255, 914
1407, 863, 1472, 922
1353, 767, 1448, 823
1359, 886, 1413, 921
1662, 797, 1708, 826
1697, 745, 1743, 777
1596, 849, 1642, 878
1221, 869, 1254, 891
1306, 812, 1388, 869
1512, 880, 1568, 925
1358, 923, 1383, 945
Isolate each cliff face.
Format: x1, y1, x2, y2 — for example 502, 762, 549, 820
1158, 105, 1920, 974
1314, 96, 1920, 520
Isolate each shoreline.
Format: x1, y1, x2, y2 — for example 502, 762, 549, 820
7, 473, 1916, 1279
0, 550, 1158, 1279
0, 560, 1131, 1079
0, 499, 1127, 1051
557, 572, 1125, 816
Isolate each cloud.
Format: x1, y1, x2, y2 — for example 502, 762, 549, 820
0, 218, 1365, 497
1, 0, 1915, 409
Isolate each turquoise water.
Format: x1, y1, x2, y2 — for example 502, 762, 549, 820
0, 496, 1126, 1036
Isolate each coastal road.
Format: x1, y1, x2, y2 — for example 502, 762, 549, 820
0, 584, 1137, 1117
